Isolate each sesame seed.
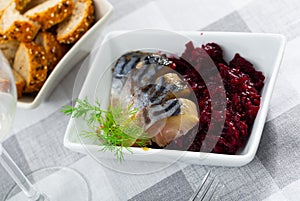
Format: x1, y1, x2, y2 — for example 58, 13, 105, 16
51, 13, 55, 17
26, 27, 30, 32
64, 9, 68, 13
49, 20, 54, 24
15, 28, 20, 32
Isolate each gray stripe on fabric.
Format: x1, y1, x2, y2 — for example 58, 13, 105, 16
0, 105, 85, 199
238, 0, 300, 40
128, 170, 193, 201
14, 105, 84, 172
108, 0, 154, 24
257, 103, 300, 188
202, 11, 251, 32
182, 161, 280, 201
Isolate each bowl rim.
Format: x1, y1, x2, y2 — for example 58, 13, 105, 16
64, 30, 286, 167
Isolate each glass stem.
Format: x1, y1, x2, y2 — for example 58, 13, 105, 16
0, 144, 49, 201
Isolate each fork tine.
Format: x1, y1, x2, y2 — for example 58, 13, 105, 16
188, 169, 212, 201
205, 180, 219, 201
198, 175, 216, 201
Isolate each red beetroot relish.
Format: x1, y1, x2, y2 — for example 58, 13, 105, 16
167, 42, 265, 154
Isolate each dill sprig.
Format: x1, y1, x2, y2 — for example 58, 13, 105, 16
61, 97, 151, 161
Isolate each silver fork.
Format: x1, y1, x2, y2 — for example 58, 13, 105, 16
188, 169, 223, 201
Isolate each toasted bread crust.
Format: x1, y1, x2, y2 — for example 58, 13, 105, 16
35, 31, 68, 71
25, 0, 73, 30
0, 35, 20, 65
4, 20, 41, 42
15, 0, 32, 11
13, 42, 48, 93
0, 2, 41, 42
57, 0, 94, 44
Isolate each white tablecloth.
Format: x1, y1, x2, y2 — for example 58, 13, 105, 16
1, 0, 300, 200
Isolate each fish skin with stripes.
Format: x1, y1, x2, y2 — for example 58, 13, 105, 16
111, 51, 199, 147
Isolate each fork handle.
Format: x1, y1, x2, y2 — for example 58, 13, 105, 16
188, 170, 212, 201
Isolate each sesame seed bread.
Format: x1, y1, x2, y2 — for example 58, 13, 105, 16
13, 42, 48, 93
35, 31, 68, 71
21, 0, 47, 12
56, 0, 94, 44
0, 2, 41, 42
0, 35, 20, 65
24, 0, 73, 30
12, 69, 25, 98
1, 0, 96, 99
15, 0, 32, 11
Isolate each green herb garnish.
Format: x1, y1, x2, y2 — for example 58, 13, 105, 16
61, 97, 151, 161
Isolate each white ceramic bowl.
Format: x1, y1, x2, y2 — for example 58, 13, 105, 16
64, 30, 286, 167
17, 0, 113, 109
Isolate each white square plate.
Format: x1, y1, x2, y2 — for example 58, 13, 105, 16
17, 0, 113, 109
64, 30, 286, 167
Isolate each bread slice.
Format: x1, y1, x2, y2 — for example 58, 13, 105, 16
0, 35, 20, 65
21, 0, 47, 12
35, 31, 68, 71
12, 69, 25, 98
1, 0, 33, 12
25, 0, 73, 30
13, 42, 48, 93
57, 0, 94, 44
0, 2, 40, 42
15, 0, 32, 11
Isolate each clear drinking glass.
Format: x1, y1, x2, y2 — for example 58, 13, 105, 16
0, 52, 89, 200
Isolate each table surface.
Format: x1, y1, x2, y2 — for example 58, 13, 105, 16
1, 0, 300, 200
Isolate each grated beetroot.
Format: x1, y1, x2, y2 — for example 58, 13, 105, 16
167, 42, 265, 154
